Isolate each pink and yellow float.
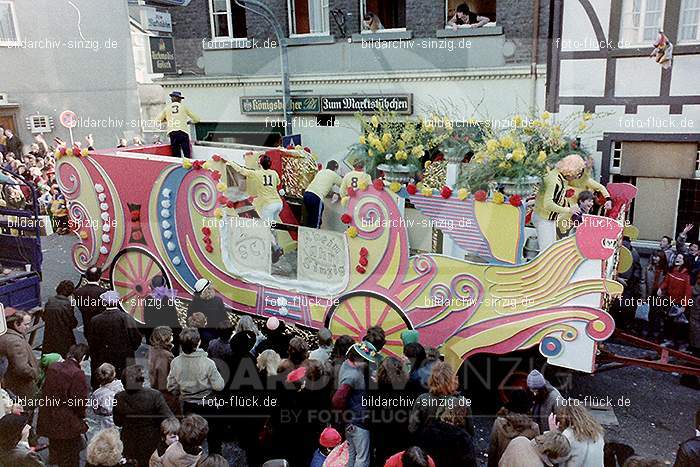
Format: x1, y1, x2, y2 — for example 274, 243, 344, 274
56, 144, 634, 373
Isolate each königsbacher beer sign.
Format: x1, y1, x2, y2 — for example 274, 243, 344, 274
240, 95, 412, 115
149, 36, 176, 74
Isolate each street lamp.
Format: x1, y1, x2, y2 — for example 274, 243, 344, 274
234, 0, 293, 135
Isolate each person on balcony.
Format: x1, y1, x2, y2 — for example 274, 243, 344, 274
304, 160, 341, 228
157, 91, 200, 158
447, 4, 489, 30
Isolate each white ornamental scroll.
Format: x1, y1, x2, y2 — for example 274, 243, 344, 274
297, 226, 348, 286
220, 216, 272, 276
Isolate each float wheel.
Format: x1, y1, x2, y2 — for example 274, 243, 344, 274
326, 292, 411, 358
110, 247, 170, 324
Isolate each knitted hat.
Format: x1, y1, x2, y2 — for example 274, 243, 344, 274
400, 330, 420, 346
347, 341, 377, 363
194, 278, 210, 294
100, 290, 121, 307
319, 427, 342, 448
526, 370, 547, 389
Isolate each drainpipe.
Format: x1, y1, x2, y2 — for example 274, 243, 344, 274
531, 0, 541, 112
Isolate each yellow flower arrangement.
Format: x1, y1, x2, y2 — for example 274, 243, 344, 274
512, 147, 526, 162
541, 111, 551, 120
395, 150, 408, 161
457, 188, 469, 200
493, 192, 505, 204
371, 115, 379, 127
486, 139, 499, 153
537, 151, 547, 162
513, 114, 523, 126
389, 182, 401, 193
499, 135, 514, 149
347, 226, 358, 237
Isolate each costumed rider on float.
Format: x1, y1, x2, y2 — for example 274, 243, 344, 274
533, 154, 587, 251
157, 91, 200, 158
228, 154, 285, 263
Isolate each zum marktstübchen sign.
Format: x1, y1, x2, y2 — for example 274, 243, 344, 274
240, 95, 413, 115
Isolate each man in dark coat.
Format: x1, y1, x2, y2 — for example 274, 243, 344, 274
143, 274, 181, 353
41, 280, 78, 357
0, 308, 39, 399
114, 364, 173, 466
89, 291, 143, 389
4, 129, 22, 156
73, 266, 108, 342
37, 344, 90, 467
187, 278, 229, 349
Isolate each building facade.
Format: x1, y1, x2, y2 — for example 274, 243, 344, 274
0, 0, 141, 151
548, 0, 700, 243
143, 0, 551, 162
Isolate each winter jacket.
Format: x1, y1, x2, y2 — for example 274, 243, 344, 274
642, 265, 666, 299
408, 393, 474, 436
0, 445, 44, 466
560, 427, 604, 467
660, 268, 693, 305
161, 442, 202, 467
166, 349, 225, 403
113, 387, 173, 467
91, 379, 124, 417
0, 329, 39, 399
89, 307, 143, 378
36, 358, 89, 440
148, 347, 174, 391
532, 383, 562, 433
40, 295, 77, 357
417, 420, 477, 467
73, 282, 108, 341
499, 436, 546, 467
488, 413, 540, 467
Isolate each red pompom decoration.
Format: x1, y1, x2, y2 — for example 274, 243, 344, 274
203, 236, 212, 245
359, 247, 368, 257
212, 154, 222, 162
304, 147, 311, 153
440, 186, 453, 199
373, 179, 384, 190
347, 187, 356, 197
202, 227, 212, 236
474, 190, 488, 202
509, 194, 523, 207
340, 213, 352, 224
205, 244, 214, 253
407, 183, 417, 195
217, 195, 228, 205
72, 146, 81, 156
132, 231, 143, 241
565, 188, 575, 198
359, 256, 368, 267
130, 211, 140, 222
192, 160, 204, 170
59, 147, 67, 156
211, 171, 221, 182
356, 265, 366, 274
226, 200, 235, 209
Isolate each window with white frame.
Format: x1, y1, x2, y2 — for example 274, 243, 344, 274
28, 115, 51, 133
0, 1, 19, 45
620, 0, 666, 46
360, 0, 406, 32
611, 141, 622, 173
288, 0, 330, 36
209, 0, 247, 39
679, 0, 700, 42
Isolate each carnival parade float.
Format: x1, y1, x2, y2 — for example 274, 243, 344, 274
54, 111, 636, 374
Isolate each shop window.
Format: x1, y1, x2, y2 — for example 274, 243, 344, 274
0, 1, 18, 45
620, 0, 666, 46
288, 0, 330, 35
209, 0, 247, 38
360, 0, 406, 31
679, 0, 700, 43
445, 0, 496, 29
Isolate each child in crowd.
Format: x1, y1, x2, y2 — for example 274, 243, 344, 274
160, 414, 208, 466
310, 427, 342, 467
91, 363, 124, 428
149, 417, 181, 467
